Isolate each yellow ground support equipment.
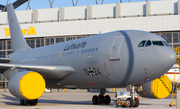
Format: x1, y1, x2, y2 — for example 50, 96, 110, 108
151, 75, 172, 99
169, 55, 180, 107
115, 91, 139, 108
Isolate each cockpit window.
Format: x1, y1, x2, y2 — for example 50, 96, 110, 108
145, 40, 151, 47
138, 40, 146, 47
152, 41, 164, 46
163, 41, 170, 46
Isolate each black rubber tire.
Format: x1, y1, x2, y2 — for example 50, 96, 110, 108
169, 104, 172, 107
122, 105, 126, 108
31, 99, 38, 105
126, 98, 133, 107
20, 99, 24, 105
24, 100, 30, 105
30, 100, 35, 105
115, 103, 118, 108
133, 98, 139, 107
34, 99, 38, 105
104, 95, 111, 104
92, 95, 98, 104
98, 95, 104, 105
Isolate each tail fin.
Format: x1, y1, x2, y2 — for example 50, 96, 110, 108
7, 3, 31, 52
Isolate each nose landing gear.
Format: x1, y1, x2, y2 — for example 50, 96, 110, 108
130, 85, 139, 107
92, 88, 111, 105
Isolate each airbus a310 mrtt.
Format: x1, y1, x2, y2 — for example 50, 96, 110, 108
0, 3, 176, 107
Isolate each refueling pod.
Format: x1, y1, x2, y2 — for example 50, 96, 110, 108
137, 75, 172, 99
8, 71, 46, 100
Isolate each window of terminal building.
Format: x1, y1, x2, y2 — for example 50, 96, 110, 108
26, 39, 35, 48
0, 51, 5, 58
161, 33, 172, 43
56, 38, 65, 43
173, 33, 180, 43
7, 40, 12, 49
0, 41, 6, 50
46, 38, 54, 45
66, 37, 76, 41
77, 37, 82, 39
0, 74, 5, 81
155, 33, 160, 36
7, 51, 13, 56
0, 82, 8, 89
0, 82, 5, 89
77, 36, 86, 39
173, 44, 180, 55
173, 44, 180, 48
36, 38, 44, 47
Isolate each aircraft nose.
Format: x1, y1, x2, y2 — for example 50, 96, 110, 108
164, 48, 176, 67
159, 47, 176, 73
150, 47, 176, 80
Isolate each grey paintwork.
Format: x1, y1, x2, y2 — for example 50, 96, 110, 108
3, 3, 177, 89
8, 71, 31, 100
7, 3, 31, 52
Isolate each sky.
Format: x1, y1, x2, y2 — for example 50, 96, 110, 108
1, 0, 158, 11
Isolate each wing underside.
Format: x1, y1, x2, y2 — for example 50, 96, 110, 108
0, 63, 77, 79
0, 58, 10, 63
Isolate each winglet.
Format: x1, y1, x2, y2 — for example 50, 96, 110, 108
7, 3, 31, 52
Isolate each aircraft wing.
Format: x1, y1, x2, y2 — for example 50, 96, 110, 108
0, 63, 77, 79
0, 58, 10, 63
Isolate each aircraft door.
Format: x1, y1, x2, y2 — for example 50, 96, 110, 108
110, 36, 124, 60
57, 51, 62, 64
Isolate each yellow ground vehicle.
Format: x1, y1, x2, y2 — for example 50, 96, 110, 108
115, 91, 139, 108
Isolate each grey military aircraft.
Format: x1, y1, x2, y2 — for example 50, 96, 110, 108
0, 3, 176, 107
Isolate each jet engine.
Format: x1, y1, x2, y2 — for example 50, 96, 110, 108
8, 71, 46, 100
137, 75, 172, 99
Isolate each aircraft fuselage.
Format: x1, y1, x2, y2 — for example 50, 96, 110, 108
9, 30, 176, 89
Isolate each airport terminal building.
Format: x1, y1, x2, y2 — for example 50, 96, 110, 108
0, 0, 180, 91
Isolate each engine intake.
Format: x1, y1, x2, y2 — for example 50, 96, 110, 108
8, 71, 46, 100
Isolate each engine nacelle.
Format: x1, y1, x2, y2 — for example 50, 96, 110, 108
137, 75, 172, 99
8, 71, 46, 100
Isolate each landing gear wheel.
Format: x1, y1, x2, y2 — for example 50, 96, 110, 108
133, 98, 139, 107
169, 104, 172, 107
21, 99, 38, 105
20, 99, 24, 105
34, 99, 38, 105
104, 95, 111, 105
126, 98, 133, 107
30, 99, 38, 105
91, 88, 111, 105
98, 95, 104, 105
122, 105, 126, 108
92, 95, 98, 104
24, 100, 30, 105
115, 103, 118, 108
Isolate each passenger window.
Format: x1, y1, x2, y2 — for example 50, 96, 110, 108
152, 41, 164, 46
138, 40, 146, 47
163, 41, 170, 46
145, 40, 151, 47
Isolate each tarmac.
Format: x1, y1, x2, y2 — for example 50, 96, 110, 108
0, 91, 177, 109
